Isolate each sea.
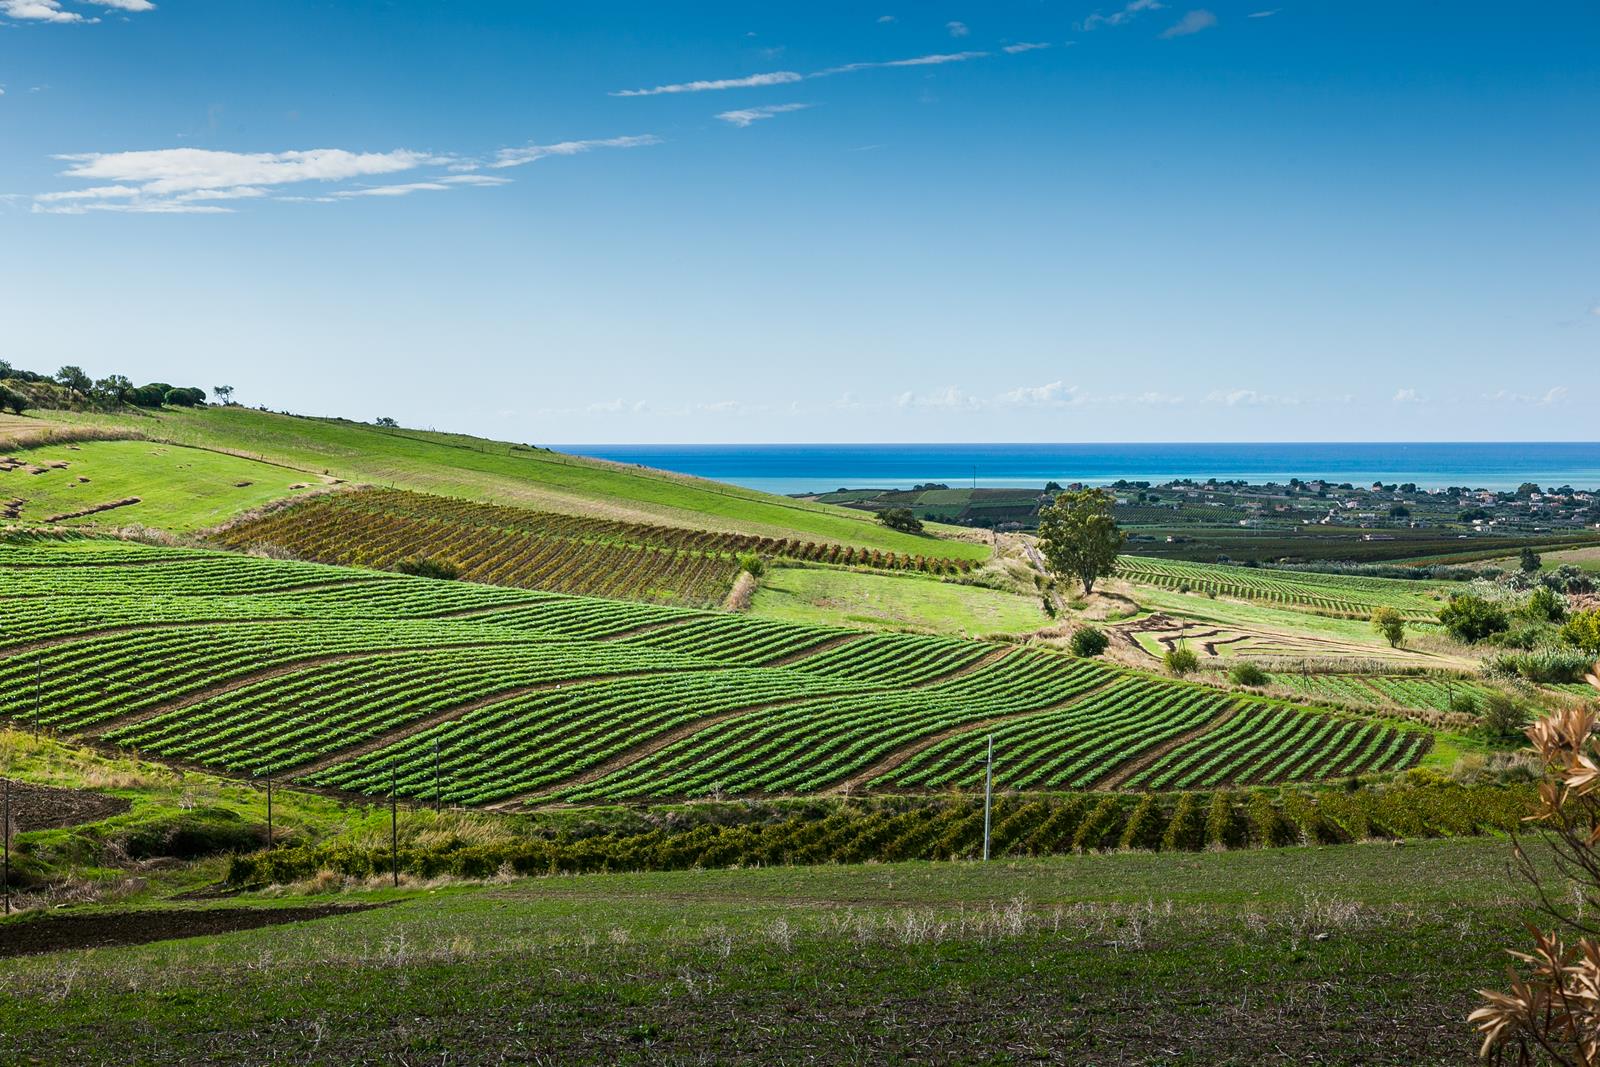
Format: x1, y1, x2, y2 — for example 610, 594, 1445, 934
558, 443, 1600, 496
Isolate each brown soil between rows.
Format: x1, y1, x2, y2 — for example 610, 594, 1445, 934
0, 903, 388, 959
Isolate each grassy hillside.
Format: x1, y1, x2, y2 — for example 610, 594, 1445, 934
0, 439, 325, 530
749, 564, 1048, 636
12, 407, 988, 560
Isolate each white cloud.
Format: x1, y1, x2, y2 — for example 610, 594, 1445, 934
1392, 388, 1424, 404
1485, 386, 1570, 406
1205, 388, 1300, 407
715, 102, 811, 128
946, 20, 969, 37
895, 386, 980, 410
56, 147, 440, 195
1083, 0, 1164, 30
815, 51, 990, 77
998, 380, 1078, 406
610, 71, 802, 97
1160, 10, 1217, 38
1247, 9, 1279, 17
491, 134, 660, 168
35, 139, 633, 216
876, 14, 896, 23
1, 0, 86, 22
1590, 303, 1600, 317
1002, 42, 1052, 53
87, 0, 154, 9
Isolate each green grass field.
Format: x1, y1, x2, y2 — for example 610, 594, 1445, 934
749, 564, 1048, 635
0, 836, 1544, 1064
16, 407, 988, 560
0, 438, 320, 530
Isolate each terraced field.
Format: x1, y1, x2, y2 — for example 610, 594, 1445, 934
211, 487, 974, 607
1114, 555, 1457, 621
0, 537, 1431, 805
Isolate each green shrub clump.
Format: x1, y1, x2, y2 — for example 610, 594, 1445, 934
1164, 645, 1200, 677
1069, 626, 1109, 658
394, 557, 460, 580
1439, 595, 1510, 644
1228, 662, 1269, 687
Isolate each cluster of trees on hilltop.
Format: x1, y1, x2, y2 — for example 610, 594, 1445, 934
0, 360, 228, 415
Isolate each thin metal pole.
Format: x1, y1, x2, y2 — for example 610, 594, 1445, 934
433, 741, 441, 814
265, 765, 273, 849
982, 735, 994, 863
390, 763, 399, 888
3, 776, 10, 916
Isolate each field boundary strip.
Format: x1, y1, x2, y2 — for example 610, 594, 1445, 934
0, 616, 309, 660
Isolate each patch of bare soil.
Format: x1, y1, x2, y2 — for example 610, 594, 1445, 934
2, 779, 130, 832
0, 903, 388, 959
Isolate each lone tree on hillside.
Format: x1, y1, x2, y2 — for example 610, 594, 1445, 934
214, 384, 235, 405
1036, 487, 1126, 595
55, 365, 92, 401
877, 508, 924, 535
1371, 606, 1406, 648
1520, 546, 1542, 574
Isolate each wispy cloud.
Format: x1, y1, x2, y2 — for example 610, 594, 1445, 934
1002, 41, 1052, 54
614, 49, 1000, 97
35, 139, 649, 215
946, 20, 969, 38
814, 51, 991, 77
1485, 386, 1570, 406
1392, 388, 1425, 405
715, 103, 811, 128
1247, 9, 1279, 17
491, 134, 659, 168
1082, 0, 1164, 31
876, 14, 896, 23
611, 71, 803, 98
1160, 10, 1217, 38
88, 0, 154, 9
1206, 388, 1301, 407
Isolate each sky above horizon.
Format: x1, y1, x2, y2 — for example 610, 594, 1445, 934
2, 1, 1597, 444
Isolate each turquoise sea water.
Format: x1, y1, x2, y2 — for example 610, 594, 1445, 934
560, 443, 1600, 495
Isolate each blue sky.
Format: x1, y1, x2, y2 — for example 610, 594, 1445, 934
2, 1, 1596, 443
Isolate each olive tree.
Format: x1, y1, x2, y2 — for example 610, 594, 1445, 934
1036, 487, 1126, 595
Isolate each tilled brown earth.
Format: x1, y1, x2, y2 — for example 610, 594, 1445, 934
2, 779, 131, 832
0, 903, 388, 959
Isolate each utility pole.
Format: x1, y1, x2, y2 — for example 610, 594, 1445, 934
433, 740, 441, 814
265, 765, 273, 849
390, 763, 399, 888
982, 735, 994, 863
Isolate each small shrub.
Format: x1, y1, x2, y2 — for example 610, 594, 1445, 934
1439, 595, 1510, 644
1118, 794, 1165, 851
393, 557, 460, 581
735, 552, 765, 578
1164, 645, 1200, 677
1523, 586, 1567, 623
1205, 790, 1247, 849
1561, 610, 1600, 655
1227, 662, 1268, 687
1478, 691, 1530, 743
1069, 626, 1109, 658
1162, 793, 1208, 851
